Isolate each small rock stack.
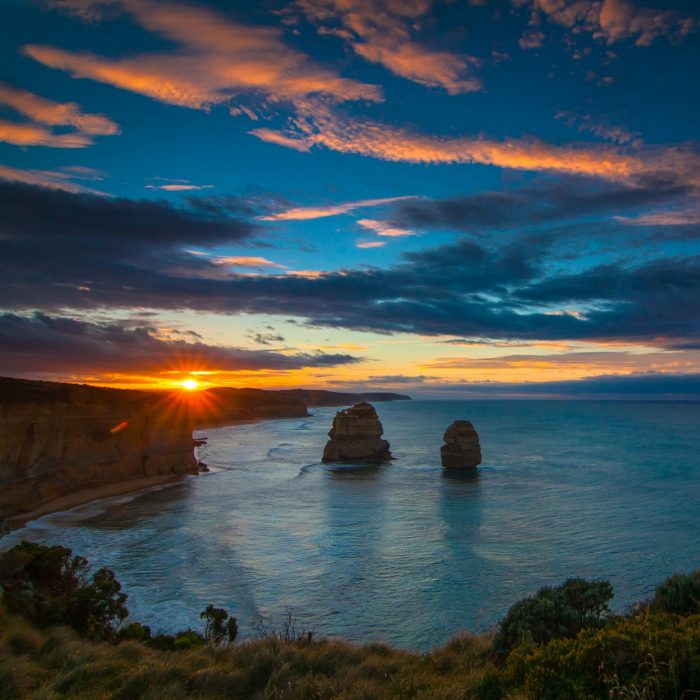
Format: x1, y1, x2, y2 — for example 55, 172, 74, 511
322, 402, 392, 463
440, 420, 482, 469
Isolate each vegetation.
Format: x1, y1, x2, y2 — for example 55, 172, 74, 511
1, 541, 699, 699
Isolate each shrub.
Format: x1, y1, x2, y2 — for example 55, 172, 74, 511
652, 571, 700, 615
488, 612, 700, 699
492, 577, 613, 660
118, 622, 152, 642
0, 541, 128, 640
200, 604, 238, 645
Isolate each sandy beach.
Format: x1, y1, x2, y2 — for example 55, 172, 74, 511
4, 474, 189, 530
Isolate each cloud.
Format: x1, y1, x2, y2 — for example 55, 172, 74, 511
0, 82, 119, 148
295, 0, 482, 94
366, 374, 439, 384
520, 0, 697, 47
0, 312, 361, 376
3, 179, 700, 350
0, 163, 107, 193
417, 372, 700, 398
391, 178, 690, 233
260, 195, 418, 221
146, 183, 214, 191
357, 218, 416, 237
33, 0, 381, 110
555, 111, 641, 146
205, 256, 288, 270
356, 240, 386, 248
251, 104, 676, 181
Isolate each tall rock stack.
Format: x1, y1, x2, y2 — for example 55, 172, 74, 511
322, 403, 392, 463
440, 420, 482, 469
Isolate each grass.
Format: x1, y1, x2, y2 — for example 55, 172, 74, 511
0, 606, 495, 700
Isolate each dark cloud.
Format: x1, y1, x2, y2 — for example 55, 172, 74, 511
247, 330, 286, 345
2, 180, 700, 349
411, 373, 700, 399
0, 313, 360, 375
366, 374, 439, 384
391, 178, 691, 234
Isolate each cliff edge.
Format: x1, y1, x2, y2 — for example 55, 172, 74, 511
0, 377, 198, 522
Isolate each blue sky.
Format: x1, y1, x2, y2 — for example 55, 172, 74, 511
1, 0, 699, 396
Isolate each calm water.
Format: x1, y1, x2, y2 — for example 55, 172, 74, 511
3, 400, 700, 650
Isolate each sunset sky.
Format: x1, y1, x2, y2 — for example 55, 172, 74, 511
1, 0, 699, 397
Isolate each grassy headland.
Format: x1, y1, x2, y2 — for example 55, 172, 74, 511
1, 541, 700, 699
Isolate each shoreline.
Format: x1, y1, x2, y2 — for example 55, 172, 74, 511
3, 474, 190, 532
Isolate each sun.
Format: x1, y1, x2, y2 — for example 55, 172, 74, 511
180, 378, 199, 391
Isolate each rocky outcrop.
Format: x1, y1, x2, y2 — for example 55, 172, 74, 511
322, 403, 392, 463
440, 421, 482, 469
0, 377, 198, 521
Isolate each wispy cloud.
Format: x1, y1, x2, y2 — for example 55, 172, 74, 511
0, 163, 106, 193
0, 82, 118, 148
34, 0, 381, 110
357, 218, 416, 237
261, 195, 418, 221
356, 240, 386, 248
294, 0, 482, 94
146, 183, 214, 191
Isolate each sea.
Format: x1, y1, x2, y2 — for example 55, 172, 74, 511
3, 400, 699, 650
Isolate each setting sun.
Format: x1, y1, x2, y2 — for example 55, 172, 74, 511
180, 378, 199, 391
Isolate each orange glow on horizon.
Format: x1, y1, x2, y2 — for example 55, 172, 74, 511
180, 378, 200, 391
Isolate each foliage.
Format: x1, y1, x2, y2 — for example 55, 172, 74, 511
0, 541, 128, 640
492, 577, 613, 660
484, 611, 700, 699
652, 571, 700, 616
200, 604, 238, 644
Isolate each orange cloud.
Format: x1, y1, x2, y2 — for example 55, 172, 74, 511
296, 0, 482, 93
34, 0, 381, 110
253, 105, 648, 179
0, 163, 106, 193
357, 218, 416, 237
261, 195, 417, 221
356, 240, 386, 248
521, 0, 697, 48
0, 82, 118, 147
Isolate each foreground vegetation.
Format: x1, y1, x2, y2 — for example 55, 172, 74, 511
0, 542, 699, 699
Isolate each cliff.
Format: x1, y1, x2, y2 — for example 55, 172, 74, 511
0, 377, 198, 522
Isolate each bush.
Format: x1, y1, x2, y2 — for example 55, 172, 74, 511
487, 612, 700, 699
0, 541, 128, 640
652, 571, 700, 615
200, 604, 238, 645
492, 577, 613, 660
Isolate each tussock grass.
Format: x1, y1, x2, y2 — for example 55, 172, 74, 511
0, 606, 494, 699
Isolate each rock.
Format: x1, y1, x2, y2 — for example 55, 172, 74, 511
0, 377, 199, 521
440, 420, 482, 469
322, 402, 392, 463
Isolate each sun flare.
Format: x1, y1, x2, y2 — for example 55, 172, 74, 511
180, 378, 199, 391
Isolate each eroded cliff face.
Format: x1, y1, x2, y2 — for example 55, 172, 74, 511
0, 378, 198, 521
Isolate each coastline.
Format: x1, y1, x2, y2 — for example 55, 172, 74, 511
3, 474, 191, 531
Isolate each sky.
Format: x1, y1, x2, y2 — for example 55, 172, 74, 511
1, 0, 700, 398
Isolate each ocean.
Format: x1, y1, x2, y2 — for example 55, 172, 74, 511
3, 400, 700, 650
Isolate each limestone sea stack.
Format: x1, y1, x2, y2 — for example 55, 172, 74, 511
322, 402, 392, 463
441, 421, 482, 469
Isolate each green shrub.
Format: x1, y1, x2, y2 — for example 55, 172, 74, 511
492, 577, 613, 660
118, 622, 152, 642
489, 612, 700, 699
652, 571, 700, 615
0, 541, 128, 640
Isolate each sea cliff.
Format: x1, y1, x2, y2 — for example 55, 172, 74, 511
0, 377, 198, 523
0, 378, 410, 524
